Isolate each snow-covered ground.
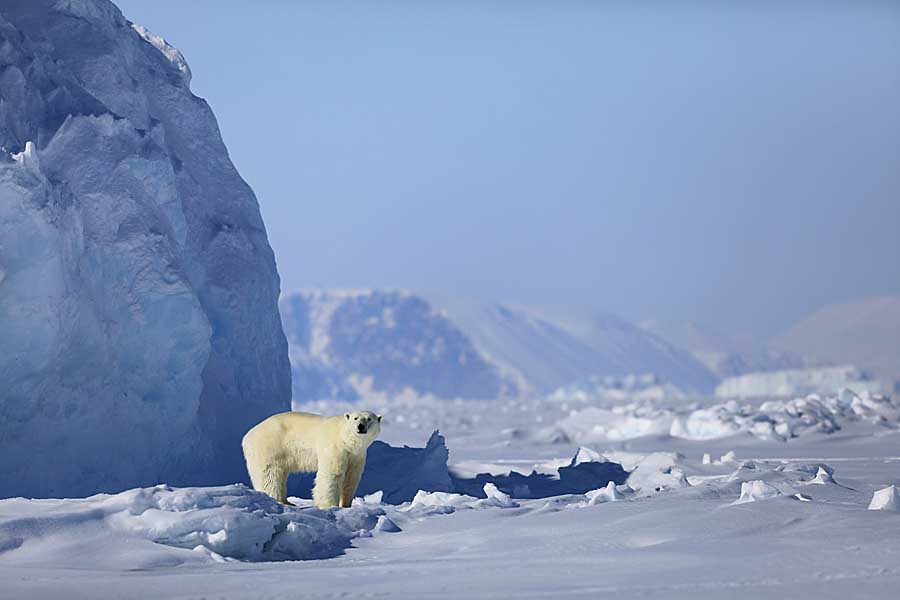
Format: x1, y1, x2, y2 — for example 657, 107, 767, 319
3, 388, 899, 599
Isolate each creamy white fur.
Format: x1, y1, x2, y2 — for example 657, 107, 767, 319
241, 411, 381, 508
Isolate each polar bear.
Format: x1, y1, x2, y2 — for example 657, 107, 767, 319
241, 410, 382, 508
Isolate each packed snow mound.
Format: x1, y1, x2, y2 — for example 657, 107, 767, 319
408, 483, 519, 513
541, 389, 900, 444
409, 490, 478, 511
283, 290, 719, 403
481, 483, 518, 508
621, 452, 691, 493
734, 480, 784, 504
0, 1, 290, 498
585, 481, 624, 504
0, 485, 366, 564
807, 467, 836, 485
716, 365, 884, 399
868, 486, 900, 512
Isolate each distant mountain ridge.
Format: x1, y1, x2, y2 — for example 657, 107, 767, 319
282, 291, 900, 404
281, 290, 718, 403
430, 297, 719, 394
640, 319, 809, 378
773, 296, 900, 391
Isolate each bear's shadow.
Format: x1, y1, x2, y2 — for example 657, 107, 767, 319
452, 460, 628, 500
286, 431, 628, 504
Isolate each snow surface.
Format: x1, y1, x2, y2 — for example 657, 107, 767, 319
3, 391, 900, 599
0, 0, 290, 498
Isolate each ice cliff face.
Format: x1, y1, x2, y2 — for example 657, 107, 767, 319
0, 0, 291, 497
282, 290, 718, 403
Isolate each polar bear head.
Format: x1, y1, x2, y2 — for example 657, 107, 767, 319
344, 410, 382, 443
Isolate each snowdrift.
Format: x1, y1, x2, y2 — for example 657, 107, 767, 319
0, 484, 380, 564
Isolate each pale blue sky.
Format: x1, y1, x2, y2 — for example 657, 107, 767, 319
116, 0, 900, 337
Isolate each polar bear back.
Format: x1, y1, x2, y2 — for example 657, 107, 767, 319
242, 411, 343, 472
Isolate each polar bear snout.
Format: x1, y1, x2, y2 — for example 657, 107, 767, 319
356, 422, 368, 434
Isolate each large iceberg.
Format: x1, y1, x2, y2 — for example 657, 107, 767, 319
0, 0, 290, 498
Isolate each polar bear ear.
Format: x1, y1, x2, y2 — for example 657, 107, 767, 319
345, 413, 351, 420
377, 414, 382, 422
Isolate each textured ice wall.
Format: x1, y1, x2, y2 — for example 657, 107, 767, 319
0, 0, 290, 497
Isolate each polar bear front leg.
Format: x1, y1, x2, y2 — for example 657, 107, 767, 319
339, 458, 365, 508
313, 453, 347, 508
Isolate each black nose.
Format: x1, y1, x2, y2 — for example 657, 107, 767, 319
357, 423, 366, 433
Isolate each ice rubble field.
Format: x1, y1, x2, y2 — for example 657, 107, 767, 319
2, 390, 900, 599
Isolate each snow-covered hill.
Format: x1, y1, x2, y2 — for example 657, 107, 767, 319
438, 299, 719, 394
774, 296, 900, 392
0, 0, 290, 498
280, 290, 520, 403
281, 290, 718, 403
641, 319, 807, 377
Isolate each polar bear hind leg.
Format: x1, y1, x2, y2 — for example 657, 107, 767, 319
248, 463, 290, 505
